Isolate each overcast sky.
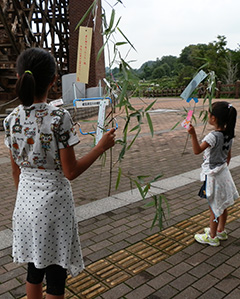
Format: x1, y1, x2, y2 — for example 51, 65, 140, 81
102, 0, 240, 69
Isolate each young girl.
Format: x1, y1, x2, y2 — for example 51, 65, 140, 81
4, 48, 116, 299
188, 101, 239, 246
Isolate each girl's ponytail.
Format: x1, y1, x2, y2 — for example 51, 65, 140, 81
16, 71, 35, 107
225, 105, 237, 139
15, 48, 56, 107
211, 101, 237, 140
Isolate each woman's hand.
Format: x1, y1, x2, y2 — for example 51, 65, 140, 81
187, 124, 196, 135
97, 128, 116, 153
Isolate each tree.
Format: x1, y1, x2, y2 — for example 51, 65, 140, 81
142, 64, 152, 79
178, 36, 230, 82
230, 47, 240, 79
152, 66, 165, 79
222, 53, 238, 84
207, 35, 228, 79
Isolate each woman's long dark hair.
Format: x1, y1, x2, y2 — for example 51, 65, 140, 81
15, 48, 56, 106
210, 101, 237, 140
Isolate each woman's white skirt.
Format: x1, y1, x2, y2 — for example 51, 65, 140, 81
205, 163, 239, 219
12, 168, 84, 277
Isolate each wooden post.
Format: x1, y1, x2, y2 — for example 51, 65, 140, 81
216, 81, 221, 98
235, 80, 240, 99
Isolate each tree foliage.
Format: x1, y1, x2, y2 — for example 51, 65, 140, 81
112, 35, 240, 88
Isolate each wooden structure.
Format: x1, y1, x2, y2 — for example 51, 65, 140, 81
142, 81, 240, 99
215, 80, 240, 99
0, 0, 105, 98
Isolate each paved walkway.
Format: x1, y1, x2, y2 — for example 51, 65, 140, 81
0, 97, 240, 298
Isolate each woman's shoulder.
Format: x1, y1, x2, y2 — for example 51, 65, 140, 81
4, 105, 22, 121
46, 105, 74, 128
47, 104, 69, 115
203, 131, 217, 147
211, 131, 226, 142
204, 130, 216, 139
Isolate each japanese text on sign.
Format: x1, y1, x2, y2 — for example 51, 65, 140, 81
76, 26, 92, 84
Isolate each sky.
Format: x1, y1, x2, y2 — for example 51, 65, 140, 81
102, 0, 240, 69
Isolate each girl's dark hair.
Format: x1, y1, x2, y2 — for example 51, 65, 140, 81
210, 101, 237, 139
15, 48, 56, 106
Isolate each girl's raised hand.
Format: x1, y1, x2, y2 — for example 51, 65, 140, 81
97, 128, 116, 152
187, 124, 196, 135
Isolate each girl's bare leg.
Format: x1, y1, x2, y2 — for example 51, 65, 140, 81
26, 282, 43, 299
217, 209, 228, 232
209, 207, 218, 238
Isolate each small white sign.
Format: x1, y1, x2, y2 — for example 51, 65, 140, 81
49, 98, 64, 106
75, 99, 109, 108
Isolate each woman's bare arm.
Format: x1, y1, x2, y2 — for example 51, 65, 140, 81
187, 124, 209, 154
60, 128, 116, 180
227, 149, 231, 165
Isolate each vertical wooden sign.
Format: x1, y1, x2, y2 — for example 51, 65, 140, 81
76, 26, 92, 84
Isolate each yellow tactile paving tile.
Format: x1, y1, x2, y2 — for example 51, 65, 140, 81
20, 197, 240, 298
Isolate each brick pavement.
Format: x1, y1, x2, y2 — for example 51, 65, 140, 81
0, 97, 240, 298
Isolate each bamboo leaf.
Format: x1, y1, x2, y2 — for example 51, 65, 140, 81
145, 100, 156, 112
146, 112, 154, 137
137, 175, 150, 182
107, 9, 115, 33
118, 144, 126, 161
130, 124, 140, 132
150, 213, 158, 230
157, 196, 163, 229
115, 167, 122, 190
75, 0, 97, 30
127, 129, 140, 150
115, 42, 128, 46
150, 173, 163, 183
123, 117, 130, 136
118, 81, 129, 107
129, 111, 141, 118
145, 200, 156, 207
191, 115, 196, 125
143, 185, 150, 197
96, 44, 105, 62
171, 121, 181, 130
134, 180, 145, 199
97, 31, 113, 61
163, 195, 170, 215
117, 27, 137, 52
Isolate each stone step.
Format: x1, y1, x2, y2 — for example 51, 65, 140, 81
0, 114, 7, 131
5, 108, 14, 114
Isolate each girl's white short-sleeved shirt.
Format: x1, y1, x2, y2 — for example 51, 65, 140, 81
4, 103, 80, 170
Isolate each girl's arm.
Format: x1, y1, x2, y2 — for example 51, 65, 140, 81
60, 128, 116, 181
187, 124, 209, 154
9, 151, 20, 189
227, 149, 231, 165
